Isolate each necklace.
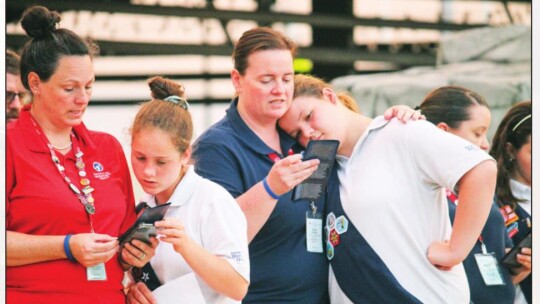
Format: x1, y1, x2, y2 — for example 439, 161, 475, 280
30, 118, 96, 232
51, 141, 73, 150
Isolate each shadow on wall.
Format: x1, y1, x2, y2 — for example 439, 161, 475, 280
332, 25, 531, 139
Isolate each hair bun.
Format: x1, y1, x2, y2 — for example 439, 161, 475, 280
21, 6, 61, 39
147, 76, 186, 101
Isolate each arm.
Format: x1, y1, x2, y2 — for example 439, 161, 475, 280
155, 218, 248, 301
7, 230, 118, 267
194, 142, 318, 242
427, 160, 497, 267
237, 154, 319, 241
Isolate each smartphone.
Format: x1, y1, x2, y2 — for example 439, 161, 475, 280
292, 140, 339, 202
119, 203, 171, 246
120, 223, 157, 245
501, 231, 532, 269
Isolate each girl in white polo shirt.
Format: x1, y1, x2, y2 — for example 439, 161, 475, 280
278, 74, 497, 304
126, 76, 250, 303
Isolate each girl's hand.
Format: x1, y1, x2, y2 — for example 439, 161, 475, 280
384, 105, 425, 123
154, 218, 191, 254
126, 282, 157, 304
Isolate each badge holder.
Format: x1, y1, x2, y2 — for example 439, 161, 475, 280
87, 263, 107, 281
306, 201, 323, 253
474, 240, 505, 286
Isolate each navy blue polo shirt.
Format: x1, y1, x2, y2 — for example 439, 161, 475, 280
448, 200, 515, 304
192, 99, 329, 303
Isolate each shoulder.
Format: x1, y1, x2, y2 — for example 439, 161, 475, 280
194, 173, 239, 204
87, 129, 123, 147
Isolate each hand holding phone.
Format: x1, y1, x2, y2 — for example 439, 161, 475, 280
501, 231, 532, 269
119, 203, 171, 246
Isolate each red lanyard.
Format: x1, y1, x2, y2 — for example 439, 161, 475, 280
268, 149, 294, 163
31, 118, 96, 232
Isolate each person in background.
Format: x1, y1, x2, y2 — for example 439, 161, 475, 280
126, 76, 250, 304
6, 49, 27, 123
192, 27, 420, 303
419, 86, 531, 304
6, 6, 155, 303
278, 74, 497, 303
489, 101, 532, 304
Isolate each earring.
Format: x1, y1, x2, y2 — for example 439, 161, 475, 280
509, 157, 514, 162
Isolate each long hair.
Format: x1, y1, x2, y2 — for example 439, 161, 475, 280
489, 101, 531, 208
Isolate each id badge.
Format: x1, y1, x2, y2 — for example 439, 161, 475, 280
87, 263, 107, 281
306, 211, 323, 253
474, 253, 505, 286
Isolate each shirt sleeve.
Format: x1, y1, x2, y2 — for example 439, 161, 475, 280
192, 140, 245, 199
199, 183, 250, 282
401, 120, 494, 192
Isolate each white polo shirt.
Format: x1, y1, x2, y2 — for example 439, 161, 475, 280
144, 165, 250, 303
330, 117, 493, 304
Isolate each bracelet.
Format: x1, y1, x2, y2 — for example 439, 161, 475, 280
64, 234, 76, 263
263, 177, 281, 200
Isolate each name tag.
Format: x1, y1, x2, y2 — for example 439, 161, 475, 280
87, 263, 107, 281
306, 211, 323, 253
474, 253, 505, 286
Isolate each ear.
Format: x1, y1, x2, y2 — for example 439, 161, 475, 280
322, 87, 337, 104
28, 72, 41, 95
436, 122, 449, 132
231, 69, 242, 93
505, 142, 515, 158
180, 146, 192, 166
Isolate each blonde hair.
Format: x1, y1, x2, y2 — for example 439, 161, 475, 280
293, 74, 360, 113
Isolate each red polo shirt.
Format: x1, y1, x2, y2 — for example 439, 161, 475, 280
7, 106, 137, 303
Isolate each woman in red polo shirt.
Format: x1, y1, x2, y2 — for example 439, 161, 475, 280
6, 6, 156, 303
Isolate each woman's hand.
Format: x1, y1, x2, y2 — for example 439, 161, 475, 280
121, 237, 159, 268
510, 247, 532, 284
154, 218, 191, 254
383, 105, 425, 123
265, 154, 319, 196
126, 282, 157, 304
69, 233, 119, 267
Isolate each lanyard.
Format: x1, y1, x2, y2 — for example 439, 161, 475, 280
446, 190, 486, 253
267, 148, 294, 163
31, 118, 96, 233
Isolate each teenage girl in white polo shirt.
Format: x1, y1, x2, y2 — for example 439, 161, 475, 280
126, 76, 250, 303
278, 74, 497, 303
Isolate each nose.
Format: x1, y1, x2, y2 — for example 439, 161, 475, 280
480, 135, 490, 151
8, 95, 23, 111
271, 80, 286, 95
298, 125, 315, 145
75, 88, 91, 105
143, 163, 156, 177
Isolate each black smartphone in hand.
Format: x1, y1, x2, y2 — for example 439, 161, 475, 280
119, 203, 171, 245
501, 231, 531, 269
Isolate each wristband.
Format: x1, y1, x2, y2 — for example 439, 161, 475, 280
263, 177, 281, 200
64, 234, 76, 263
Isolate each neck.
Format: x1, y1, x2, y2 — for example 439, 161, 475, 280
339, 113, 371, 158
30, 104, 73, 148
237, 98, 281, 153
512, 173, 531, 188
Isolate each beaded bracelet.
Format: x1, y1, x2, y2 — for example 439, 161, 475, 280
64, 234, 76, 263
263, 177, 281, 200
